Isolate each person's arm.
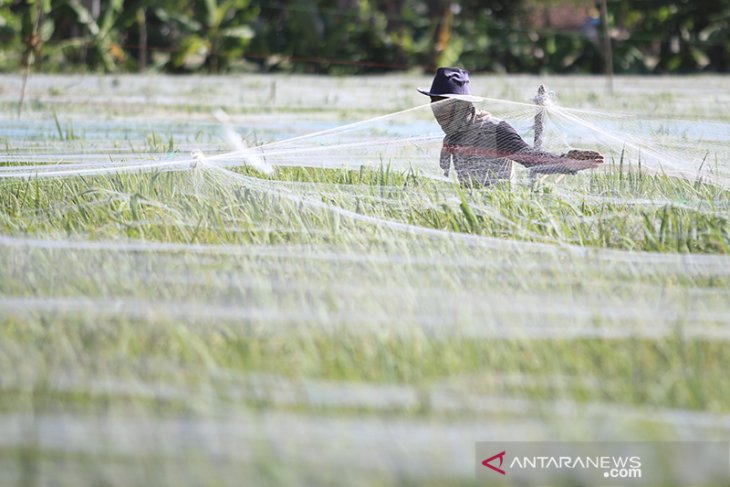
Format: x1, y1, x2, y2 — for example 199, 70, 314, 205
495, 121, 603, 174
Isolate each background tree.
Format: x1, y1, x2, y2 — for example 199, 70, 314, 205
0, 0, 728, 74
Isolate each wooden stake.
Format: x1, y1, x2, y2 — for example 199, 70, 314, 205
530, 84, 548, 187
599, 0, 614, 95
18, 3, 42, 118
533, 84, 546, 150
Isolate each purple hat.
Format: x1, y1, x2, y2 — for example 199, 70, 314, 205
418, 67, 481, 101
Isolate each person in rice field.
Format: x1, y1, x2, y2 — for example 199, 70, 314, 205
419, 67, 604, 187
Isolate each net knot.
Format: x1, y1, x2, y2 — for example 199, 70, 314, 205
191, 150, 206, 169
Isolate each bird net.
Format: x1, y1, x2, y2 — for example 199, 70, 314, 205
1, 74, 729, 485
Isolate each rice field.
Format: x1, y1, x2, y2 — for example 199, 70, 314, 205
1, 73, 730, 486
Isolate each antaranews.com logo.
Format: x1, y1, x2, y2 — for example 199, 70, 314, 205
481, 449, 642, 479
475, 441, 730, 486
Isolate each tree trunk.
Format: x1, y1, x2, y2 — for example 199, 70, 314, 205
137, 8, 148, 71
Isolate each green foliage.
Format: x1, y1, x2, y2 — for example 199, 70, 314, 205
63, 0, 127, 71
0, 3, 23, 69
162, 0, 259, 72
0, 0, 729, 73
610, 0, 730, 72
1, 164, 729, 253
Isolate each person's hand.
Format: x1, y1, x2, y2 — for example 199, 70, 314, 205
565, 149, 603, 162
563, 149, 604, 171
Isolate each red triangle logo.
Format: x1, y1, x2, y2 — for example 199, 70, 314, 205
482, 450, 507, 475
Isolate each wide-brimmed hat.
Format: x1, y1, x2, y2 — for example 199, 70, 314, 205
418, 67, 481, 102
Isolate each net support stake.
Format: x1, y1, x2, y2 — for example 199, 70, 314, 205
529, 84, 548, 186
533, 84, 547, 150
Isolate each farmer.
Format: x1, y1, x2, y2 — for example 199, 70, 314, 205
419, 67, 604, 187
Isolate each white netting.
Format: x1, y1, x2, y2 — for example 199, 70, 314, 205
1, 74, 729, 485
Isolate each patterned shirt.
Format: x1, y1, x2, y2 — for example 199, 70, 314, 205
438, 105, 576, 187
